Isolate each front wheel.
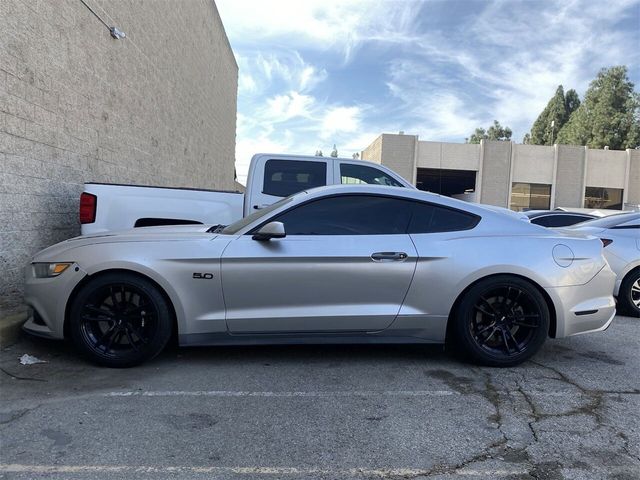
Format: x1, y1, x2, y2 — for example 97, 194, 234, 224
69, 272, 173, 367
450, 276, 550, 367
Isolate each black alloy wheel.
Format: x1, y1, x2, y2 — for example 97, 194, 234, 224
451, 276, 550, 367
69, 273, 172, 367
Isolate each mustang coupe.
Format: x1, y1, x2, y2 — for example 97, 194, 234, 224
24, 185, 616, 367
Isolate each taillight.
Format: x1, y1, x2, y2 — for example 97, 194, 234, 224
79, 192, 97, 224
600, 238, 613, 247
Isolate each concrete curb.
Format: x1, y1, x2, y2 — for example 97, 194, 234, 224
0, 311, 27, 347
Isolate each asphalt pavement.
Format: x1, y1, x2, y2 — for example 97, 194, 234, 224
1, 315, 639, 479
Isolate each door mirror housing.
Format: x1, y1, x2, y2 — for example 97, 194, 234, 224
252, 221, 286, 241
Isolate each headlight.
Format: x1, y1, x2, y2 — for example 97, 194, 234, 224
33, 263, 72, 278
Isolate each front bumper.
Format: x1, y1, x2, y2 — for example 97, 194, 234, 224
23, 263, 87, 339
546, 264, 617, 338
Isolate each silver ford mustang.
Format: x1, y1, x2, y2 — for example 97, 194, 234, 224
24, 185, 616, 367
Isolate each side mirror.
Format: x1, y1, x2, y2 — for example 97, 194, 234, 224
252, 221, 286, 241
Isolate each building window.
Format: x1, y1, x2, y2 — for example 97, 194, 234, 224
510, 183, 551, 211
584, 187, 623, 210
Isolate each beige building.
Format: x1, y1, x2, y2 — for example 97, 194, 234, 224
0, 0, 238, 335
362, 133, 640, 212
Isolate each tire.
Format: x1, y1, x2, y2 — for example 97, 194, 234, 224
450, 275, 550, 367
68, 272, 173, 367
618, 269, 640, 318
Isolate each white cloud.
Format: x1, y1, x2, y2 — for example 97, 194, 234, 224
217, 0, 420, 60
320, 106, 362, 140
265, 91, 315, 122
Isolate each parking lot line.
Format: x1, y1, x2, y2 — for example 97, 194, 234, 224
0, 463, 530, 477
105, 389, 459, 397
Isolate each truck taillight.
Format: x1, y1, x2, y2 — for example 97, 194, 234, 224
79, 192, 97, 224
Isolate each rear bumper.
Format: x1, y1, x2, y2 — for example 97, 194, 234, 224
546, 265, 617, 338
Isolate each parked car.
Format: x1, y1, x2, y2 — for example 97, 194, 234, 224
524, 210, 597, 227
563, 212, 640, 316
80, 153, 412, 234
25, 185, 616, 367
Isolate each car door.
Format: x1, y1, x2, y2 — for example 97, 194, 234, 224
221, 194, 418, 333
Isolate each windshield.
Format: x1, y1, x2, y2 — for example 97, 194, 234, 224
221, 196, 295, 234
567, 212, 640, 229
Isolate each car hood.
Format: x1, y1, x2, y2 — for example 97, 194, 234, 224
32, 225, 219, 261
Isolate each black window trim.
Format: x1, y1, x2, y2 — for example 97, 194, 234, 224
246, 193, 481, 236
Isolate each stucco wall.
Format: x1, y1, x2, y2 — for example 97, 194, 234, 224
627, 150, 640, 207
360, 134, 383, 165
554, 145, 586, 208
378, 133, 417, 184
417, 141, 480, 171
511, 144, 555, 185
585, 149, 628, 189
479, 141, 511, 207
0, 0, 238, 317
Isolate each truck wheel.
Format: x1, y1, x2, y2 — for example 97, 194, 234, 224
69, 272, 173, 367
450, 275, 550, 367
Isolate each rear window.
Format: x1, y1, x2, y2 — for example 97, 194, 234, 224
263, 160, 327, 197
409, 202, 480, 233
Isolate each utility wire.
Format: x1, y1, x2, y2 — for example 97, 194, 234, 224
79, 0, 125, 39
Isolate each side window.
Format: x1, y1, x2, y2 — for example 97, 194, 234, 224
340, 164, 404, 187
271, 195, 413, 235
409, 202, 480, 233
263, 160, 327, 197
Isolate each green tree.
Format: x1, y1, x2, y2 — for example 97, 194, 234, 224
557, 66, 640, 149
564, 89, 580, 116
530, 85, 574, 145
466, 120, 512, 144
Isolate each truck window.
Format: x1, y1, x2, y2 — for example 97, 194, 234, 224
263, 160, 327, 197
340, 163, 404, 187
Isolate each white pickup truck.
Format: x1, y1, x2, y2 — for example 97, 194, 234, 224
80, 153, 412, 234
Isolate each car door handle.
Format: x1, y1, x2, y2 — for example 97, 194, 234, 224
253, 204, 270, 210
371, 252, 408, 261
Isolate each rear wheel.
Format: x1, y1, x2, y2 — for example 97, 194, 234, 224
69, 272, 173, 367
451, 276, 550, 367
618, 269, 640, 318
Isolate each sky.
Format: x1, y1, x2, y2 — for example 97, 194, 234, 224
216, 0, 640, 184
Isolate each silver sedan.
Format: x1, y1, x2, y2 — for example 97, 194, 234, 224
23, 185, 616, 367
563, 212, 640, 316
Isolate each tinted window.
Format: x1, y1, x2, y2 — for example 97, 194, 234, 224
263, 160, 327, 197
340, 164, 404, 187
409, 202, 480, 233
270, 195, 413, 235
532, 214, 594, 227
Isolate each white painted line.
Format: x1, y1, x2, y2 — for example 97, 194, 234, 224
105, 390, 459, 398
0, 463, 530, 477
